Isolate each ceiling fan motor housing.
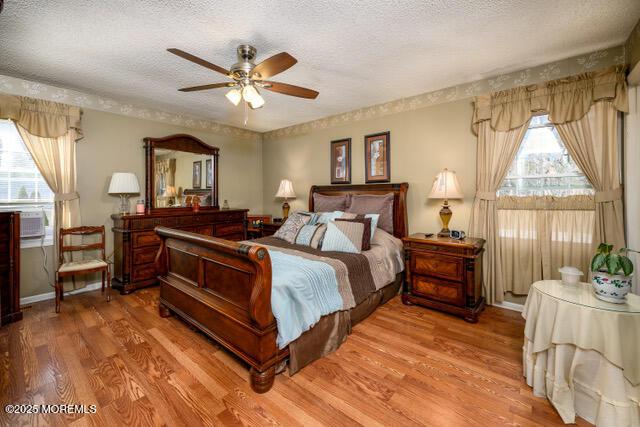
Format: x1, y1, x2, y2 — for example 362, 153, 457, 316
230, 45, 257, 80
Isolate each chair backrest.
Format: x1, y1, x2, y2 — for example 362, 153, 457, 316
58, 225, 106, 265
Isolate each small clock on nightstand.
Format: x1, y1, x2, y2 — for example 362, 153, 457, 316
402, 233, 485, 322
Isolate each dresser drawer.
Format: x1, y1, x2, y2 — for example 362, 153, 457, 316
220, 233, 245, 242
197, 225, 214, 236
132, 263, 158, 282
133, 247, 158, 265
412, 252, 464, 282
215, 222, 244, 237
132, 231, 161, 248
412, 275, 465, 306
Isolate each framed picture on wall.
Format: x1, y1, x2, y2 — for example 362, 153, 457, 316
192, 160, 202, 189
364, 131, 390, 183
205, 158, 212, 188
330, 138, 351, 184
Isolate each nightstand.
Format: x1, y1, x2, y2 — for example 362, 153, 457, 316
261, 220, 283, 237
402, 233, 485, 322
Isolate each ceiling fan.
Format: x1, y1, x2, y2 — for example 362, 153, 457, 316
167, 45, 319, 110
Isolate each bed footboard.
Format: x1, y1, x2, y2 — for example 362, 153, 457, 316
154, 226, 285, 393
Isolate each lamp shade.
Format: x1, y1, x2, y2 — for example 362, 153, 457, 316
428, 169, 463, 200
164, 185, 176, 197
275, 179, 296, 199
108, 172, 140, 194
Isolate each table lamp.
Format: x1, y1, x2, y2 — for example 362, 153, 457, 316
428, 169, 464, 237
275, 179, 296, 219
108, 172, 140, 214
164, 185, 177, 206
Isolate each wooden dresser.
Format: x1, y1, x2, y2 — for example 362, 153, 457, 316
111, 209, 248, 294
402, 233, 485, 322
0, 212, 22, 325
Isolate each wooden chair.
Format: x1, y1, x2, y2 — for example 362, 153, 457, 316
55, 226, 110, 313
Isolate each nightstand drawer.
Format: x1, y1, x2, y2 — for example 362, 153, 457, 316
412, 275, 465, 306
412, 252, 464, 281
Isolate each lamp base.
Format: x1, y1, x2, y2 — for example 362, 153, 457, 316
437, 228, 452, 238
282, 201, 290, 219
119, 194, 130, 215
438, 201, 452, 238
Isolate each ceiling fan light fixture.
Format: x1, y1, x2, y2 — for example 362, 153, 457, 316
249, 94, 265, 109
241, 84, 260, 103
225, 88, 242, 106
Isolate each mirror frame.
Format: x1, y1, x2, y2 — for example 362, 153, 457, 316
143, 134, 219, 213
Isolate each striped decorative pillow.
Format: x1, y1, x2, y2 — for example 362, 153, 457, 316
294, 223, 327, 249
309, 224, 327, 249
321, 220, 365, 253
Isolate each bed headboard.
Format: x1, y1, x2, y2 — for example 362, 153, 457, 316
308, 183, 409, 239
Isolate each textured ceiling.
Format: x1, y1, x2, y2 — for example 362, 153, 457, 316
0, 0, 638, 133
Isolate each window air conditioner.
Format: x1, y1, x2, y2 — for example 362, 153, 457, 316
20, 210, 45, 238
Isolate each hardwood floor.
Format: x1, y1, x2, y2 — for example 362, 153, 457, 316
0, 287, 586, 426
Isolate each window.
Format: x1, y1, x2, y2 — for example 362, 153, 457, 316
0, 120, 55, 247
498, 115, 593, 197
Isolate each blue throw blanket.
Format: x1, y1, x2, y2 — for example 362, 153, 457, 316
269, 250, 343, 348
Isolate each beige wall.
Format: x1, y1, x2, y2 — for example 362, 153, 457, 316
262, 98, 477, 235
21, 108, 263, 298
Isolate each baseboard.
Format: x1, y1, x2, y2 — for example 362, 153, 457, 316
491, 300, 524, 313
20, 280, 104, 306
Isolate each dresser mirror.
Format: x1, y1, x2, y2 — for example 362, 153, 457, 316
144, 134, 219, 212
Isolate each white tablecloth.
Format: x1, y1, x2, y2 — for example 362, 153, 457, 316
523, 280, 640, 425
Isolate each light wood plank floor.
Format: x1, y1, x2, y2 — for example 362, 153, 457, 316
0, 287, 586, 426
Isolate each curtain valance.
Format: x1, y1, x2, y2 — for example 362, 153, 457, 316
497, 195, 595, 211
0, 94, 82, 139
472, 65, 628, 134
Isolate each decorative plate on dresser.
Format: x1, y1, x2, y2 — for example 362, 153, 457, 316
402, 233, 485, 322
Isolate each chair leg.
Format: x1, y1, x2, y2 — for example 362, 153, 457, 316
101, 270, 105, 293
106, 267, 111, 302
55, 275, 61, 313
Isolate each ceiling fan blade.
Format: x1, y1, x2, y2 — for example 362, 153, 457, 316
167, 48, 230, 76
178, 83, 233, 92
262, 81, 319, 99
251, 52, 297, 79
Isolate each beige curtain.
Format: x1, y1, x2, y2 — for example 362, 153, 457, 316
472, 65, 628, 133
468, 120, 529, 304
555, 101, 625, 249
471, 66, 628, 304
17, 127, 82, 267
498, 198, 595, 295
0, 94, 82, 139
0, 95, 83, 288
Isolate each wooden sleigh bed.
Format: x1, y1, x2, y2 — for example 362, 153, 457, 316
155, 183, 408, 393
